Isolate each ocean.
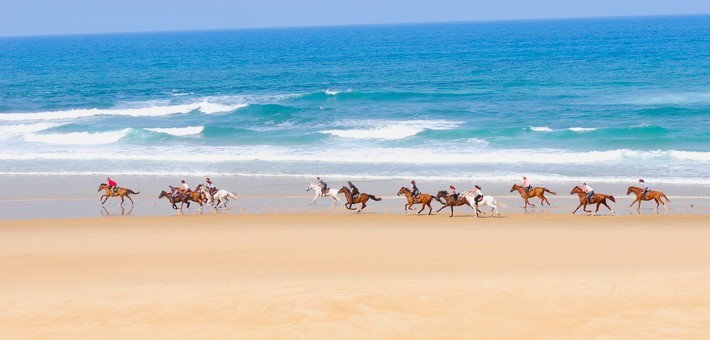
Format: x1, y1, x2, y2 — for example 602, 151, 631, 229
0, 15, 708, 185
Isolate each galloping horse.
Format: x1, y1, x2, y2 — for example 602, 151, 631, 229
570, 186, 615, 216
198, 184, 239, 208
158, 190, 191, 210
435, 190, 474, 217
461, 191, 503, 218
510, 184, 556, 208
306, 183, 343, 206
338, 186, 381, 212
397, 187, 433, 215
627, 186, 670, 213
98, 183, 139, 205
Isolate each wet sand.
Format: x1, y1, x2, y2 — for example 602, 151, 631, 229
2, 213, 710, 338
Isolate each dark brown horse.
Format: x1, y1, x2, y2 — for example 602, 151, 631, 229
435, 190, 474, 217
510, 184, 556, 208
98, 183, 139, 205
158, 190, 191, 210
570, 186, 615, 215
338, 186, 381, 213
626, 186, 670, 213
397, 187, 434, 215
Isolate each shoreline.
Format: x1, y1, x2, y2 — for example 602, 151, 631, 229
0, 174, 707, 220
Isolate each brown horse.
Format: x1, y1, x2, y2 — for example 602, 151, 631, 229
338, 186, 381, 213
98, 183, 139, 205
397, 187, 433, 215
626, 186, 670, 213
435, 190, 474, 217
570, 186, 615, 215
158, 190, 191, 210
510, 184, 556, 208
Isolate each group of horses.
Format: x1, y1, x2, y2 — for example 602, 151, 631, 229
99, 181, 671, 216
98, 183, 238, 210
308, 182, 671, 217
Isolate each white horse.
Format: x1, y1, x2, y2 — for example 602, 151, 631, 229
462, 191, 504, 217
198, 185, 239, 208
306, 183, 343, 206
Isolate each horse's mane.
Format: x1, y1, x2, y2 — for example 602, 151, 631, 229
400, 186, 410, 192
437, 190, 448, 195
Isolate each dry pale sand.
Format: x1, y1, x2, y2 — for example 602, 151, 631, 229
1, 213, 710, 338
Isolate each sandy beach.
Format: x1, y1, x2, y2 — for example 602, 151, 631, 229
2, 213, 710, 338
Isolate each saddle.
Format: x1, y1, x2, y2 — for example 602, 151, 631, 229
112, 186, 120, 193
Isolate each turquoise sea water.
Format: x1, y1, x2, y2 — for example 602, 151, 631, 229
0, 15, 708, 183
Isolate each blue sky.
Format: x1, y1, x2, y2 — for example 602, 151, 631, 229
1, 0, 708, 36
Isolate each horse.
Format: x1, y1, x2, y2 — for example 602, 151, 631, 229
570, 186, 615, 216
396, 187, 434, 215
461, 191, 503, 218
510, 184, 556, 208
435, 190, 474, 217
200, 186, 239, 208
626, 186, 670, 213
306, 183, 343, 206
158, 190, 191, 210
338, 186, 381, 212
98, 183, 139, 205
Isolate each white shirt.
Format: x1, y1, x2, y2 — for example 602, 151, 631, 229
182, 183, 190, 190
584, 185, 593, 192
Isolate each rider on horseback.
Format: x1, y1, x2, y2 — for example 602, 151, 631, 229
450, 185, 459, 203
317, 177, 328, 196
206, 177, 217, 195
181, 180, 191, 193
472, 185, 483, 206
522, 176, 532, 197
169, 185, 180, 198
107, 177, 118, 193
348, 181, 359, 199
411, 180, 420, 200
639, 179, 649, 199
583, 182, 595, 203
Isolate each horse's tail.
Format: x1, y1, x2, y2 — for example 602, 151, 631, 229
127, 189, 140, 195
228, 192, 239, 200
368, 194, 382, 201
661, 193, 670, 203
608, 195, 616, 203
544, 188, 557, 195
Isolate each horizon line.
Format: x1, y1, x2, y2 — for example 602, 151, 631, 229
0, 13, 707, 39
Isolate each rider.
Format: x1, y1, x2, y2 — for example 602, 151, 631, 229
169, 185, 180, 198
107, 177, 117, 192
348, 181, 359, 199
181, 180, 191, 193
522, 176, 533, 197
205, 177, 217, 194
639, 179, 649, 199
450, 185, 459, 202
472, 185, 483, 206
583, 182, 595, 203
317, 177, 328, 196
411, 180, 420, 200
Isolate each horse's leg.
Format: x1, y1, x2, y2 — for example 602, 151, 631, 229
654, 198, 660, 213
449, 205, 454, 218
572, 202, 583, 214
539, 194, 546, 206
583, 202, 591, 213
436, 205, 447, 213
427, 202, 432, 215
310, 193, 318, 205
417, 203, 426, 214
120, 195, 125, 205
524, 197, 535, 207
358, 202, 366, 213
602, 201, 614, 213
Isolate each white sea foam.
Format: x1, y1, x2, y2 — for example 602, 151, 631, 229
529, 126, 553, 132
568, 127, 597, 132
145, 126, 204, 136
23, 129, 132, 145
321, 119, 461, 140
0, 94, 301, 121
